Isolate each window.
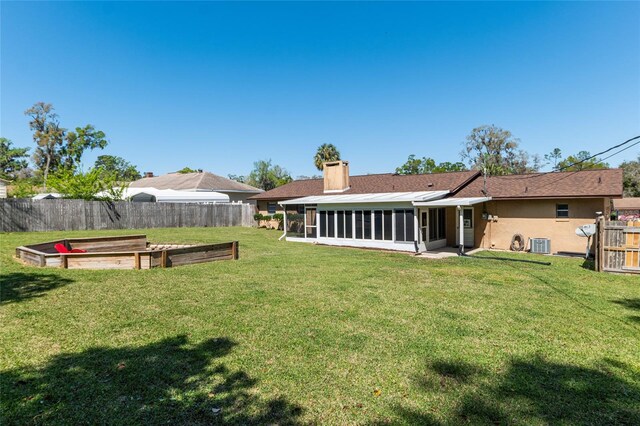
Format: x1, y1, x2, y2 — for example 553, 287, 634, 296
383, 210, 393, 240
345, 211, 353, 238
463, 208, 473, 228
395, 209, 415, 242
337, 211, 345, 238
305, 208, 317, 238
438, 208, 446, 239
372, 210, 393, 241
327, 211, 335, 237
355, 211, 364, 239
374, 210, 383, 240
319, 211, 327, 237
556, 204, 569, 218
267, 202, 277, 214
363, 210, 372, 239
428, 208, 446, 241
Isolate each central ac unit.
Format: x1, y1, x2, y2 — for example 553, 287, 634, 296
530, 238, 551, 254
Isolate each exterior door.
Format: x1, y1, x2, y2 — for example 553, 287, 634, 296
420, 210, 428, 250
456, 207, 474, 247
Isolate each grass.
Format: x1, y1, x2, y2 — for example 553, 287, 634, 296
1, 227, 639, 425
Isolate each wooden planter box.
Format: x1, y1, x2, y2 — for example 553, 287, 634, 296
15, 235, 239, 270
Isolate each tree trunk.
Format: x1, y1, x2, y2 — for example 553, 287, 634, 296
43, 154, 51, 191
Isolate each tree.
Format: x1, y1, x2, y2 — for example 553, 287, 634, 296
545, 148, 563, 171
25, 102, 65, 188
228, 174, 246, 183
177, 167, 199, 174
246, 159, 292, 191
47, 167, 126, 201
620, 155, 640, 197
295, 175, 322, 180
25, 102, 108, 188
8, 180, 38, 199
0, 138, 30, 179
556, 151, 609, 171
314, 144, 341, 171
461, 125, 538, 175
60, 125, 108, 170
395, 155, 467, 175
94, 155, 141, 181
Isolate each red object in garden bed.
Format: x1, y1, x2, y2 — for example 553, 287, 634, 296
54, 243, 86, 254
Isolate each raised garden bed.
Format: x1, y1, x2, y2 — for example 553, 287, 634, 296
15, 235, 239, 270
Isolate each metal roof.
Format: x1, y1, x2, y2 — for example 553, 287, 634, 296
279, 190, 449, 205
412, 197, 491, 207
116, 187, 230, 203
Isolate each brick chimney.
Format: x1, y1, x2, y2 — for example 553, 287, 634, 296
144, 172, 154, 178
323, 161, 350, 193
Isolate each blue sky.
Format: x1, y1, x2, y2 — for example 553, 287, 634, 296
2, 1, 639, 178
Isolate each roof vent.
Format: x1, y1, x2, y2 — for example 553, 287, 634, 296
198, 169, 203, 173
144, 172, 154, 178
598, 177, 602, 184
525, 186, 528, 193
427, 183, 434, 187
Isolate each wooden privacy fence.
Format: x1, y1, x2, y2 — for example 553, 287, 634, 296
0, 199, 256, 232
595, 218, 640, 274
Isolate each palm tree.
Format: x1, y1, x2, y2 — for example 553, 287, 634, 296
314, 144, 341, 171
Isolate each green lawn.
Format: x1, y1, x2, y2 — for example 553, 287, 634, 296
1, 227, 639, 425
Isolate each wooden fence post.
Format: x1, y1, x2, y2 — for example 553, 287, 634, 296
596, 216, 605, 272
232, 241, 239, 260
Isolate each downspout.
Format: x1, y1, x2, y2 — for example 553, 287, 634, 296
413, 206, 420, 253
278, 203, 287, 241
458, 205, 465, 255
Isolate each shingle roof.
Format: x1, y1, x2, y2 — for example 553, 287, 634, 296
250, 168, 623, 202
249, 171, 480, 201
613, 197, 640, 210
129, 172, 262, 193
453, 168, 623, 199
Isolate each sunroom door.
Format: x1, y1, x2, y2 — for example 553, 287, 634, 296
456, 207, 474, 248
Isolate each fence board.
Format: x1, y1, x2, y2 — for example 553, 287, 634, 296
0, 199, 256, 232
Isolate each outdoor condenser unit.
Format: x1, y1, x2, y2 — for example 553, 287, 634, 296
530, 238, 551, 254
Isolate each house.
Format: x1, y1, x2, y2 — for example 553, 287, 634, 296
32, 192, 62, 200
120, 187, 230, 203
0, 178, 8, 199
128, 171, 262, 204
249, 161, 622, 255
612, 198, 640, 220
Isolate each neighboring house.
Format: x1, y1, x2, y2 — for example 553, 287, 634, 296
613, 198, 640, 220
32, 193, 62, 200
128, 171, 263, 204
120, 187, 230, 203
0, 178, 8, 199
249, 161, 622, 255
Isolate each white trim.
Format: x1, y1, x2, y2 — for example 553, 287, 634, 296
280, 190, 449, 205
314, 237, 416, 252
323, 187, 351, 193
413, 197, 490, 207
